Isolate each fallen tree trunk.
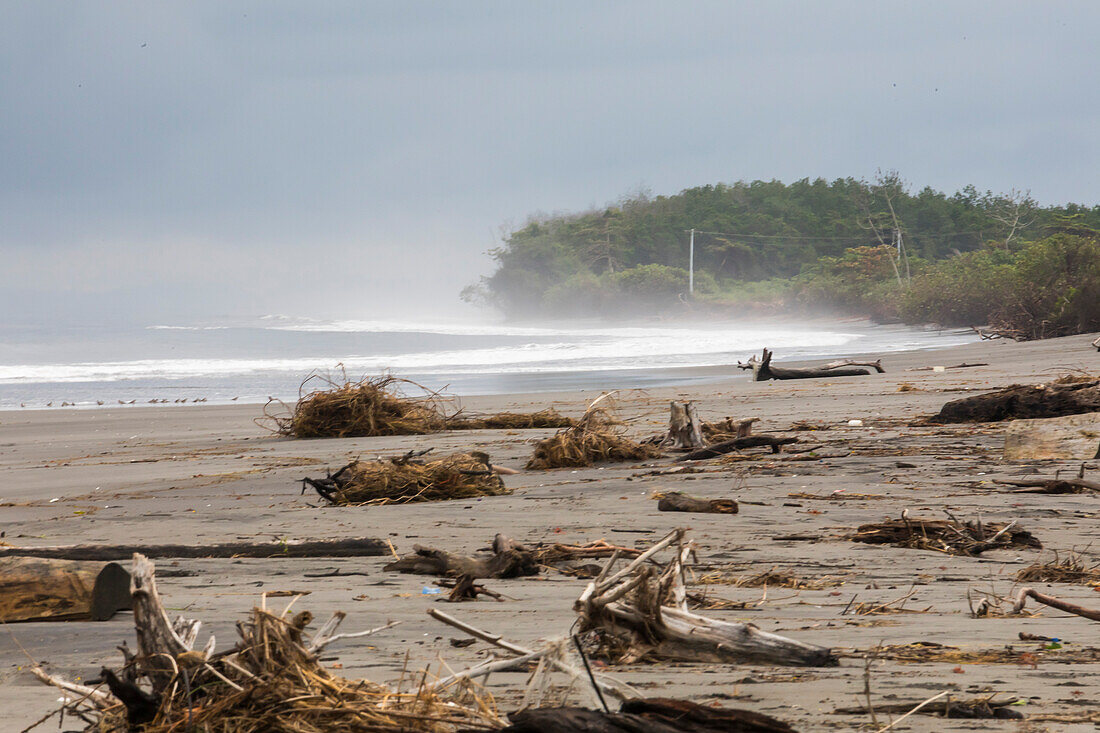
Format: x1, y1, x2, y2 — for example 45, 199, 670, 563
657, 492, 738, 514
500, 698, 798, 733
678, 435, 797, 461
575, 529, 836, 667
738, 348, 882, 381
384, 545, 539, 578
0, 558, 131, 622
0, 537, 387, 561
662, 401, 705, 450
931, 378, 1100, 423
996, 466, 1100, 494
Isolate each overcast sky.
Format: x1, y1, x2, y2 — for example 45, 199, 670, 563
2, 1, 1097, 325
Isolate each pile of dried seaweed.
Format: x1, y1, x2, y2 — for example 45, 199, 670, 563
262, 373, 575, 438
1017, 551, 1100, 585
850, 516, 1041, 556
526, 404, 660, 470
450, 408, 574, 430
264, 374, 452, 438
304, 452, 510, 505
696, 566, 845, 590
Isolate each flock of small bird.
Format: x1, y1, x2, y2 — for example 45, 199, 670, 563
22, 397, 241, 408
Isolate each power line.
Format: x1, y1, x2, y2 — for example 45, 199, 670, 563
686, 228, 988, 243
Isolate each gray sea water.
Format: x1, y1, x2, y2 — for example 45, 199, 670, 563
0, 315, 976, 409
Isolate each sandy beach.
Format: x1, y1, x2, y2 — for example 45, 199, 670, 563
3, 332, 1100, 731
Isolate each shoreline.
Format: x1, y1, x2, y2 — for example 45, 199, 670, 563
2, 331, 1098, 730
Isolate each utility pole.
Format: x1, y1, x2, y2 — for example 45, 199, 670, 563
688, 228, 695, 295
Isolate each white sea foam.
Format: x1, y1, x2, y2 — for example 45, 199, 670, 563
0, 320, 971, 385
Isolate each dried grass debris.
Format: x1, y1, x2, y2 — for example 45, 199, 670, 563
849, 515, 1041, 557
304, 452, 510, 505
526, 401, 660, 470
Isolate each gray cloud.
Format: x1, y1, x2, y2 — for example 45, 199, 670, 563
2, 1, 1097, 323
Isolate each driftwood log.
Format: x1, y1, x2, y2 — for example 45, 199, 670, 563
662, 401, 705, 450
1012, 587, 1100, 621
384, 545, 539, 579
932, 378, 1100, 423
657, 492, 738, 514
678, 435, 797, 461
500, 698, 798, 733
575, 529, 836, 666
996, 465, 1100, 494
738, 348, 883, 381
0, 558, 131, 622
0, 537, 387, 561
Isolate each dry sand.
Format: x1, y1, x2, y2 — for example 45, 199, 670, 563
2, 333, 1099, 731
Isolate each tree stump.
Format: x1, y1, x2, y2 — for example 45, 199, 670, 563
663, 401, 705, 450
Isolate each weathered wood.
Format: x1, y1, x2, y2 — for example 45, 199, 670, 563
576, 529, 836, 667
0, 558, 131, 622
384, 545, 539, 578
657, 492, 738, 514
1004, 413, 1100, 460
0, 537, 387, 561
932, 379, 1100, 423
662, 401, 705, 450
677, 435, 797, 461
130, 553, 209, 692
500, 698, 798, 733
1012, 586, 1100, 621
738, 348, 878, 381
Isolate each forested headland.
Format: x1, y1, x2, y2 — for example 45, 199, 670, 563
464, 173, 1100, 339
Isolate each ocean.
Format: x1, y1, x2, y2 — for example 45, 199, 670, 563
0, 316, 976, 409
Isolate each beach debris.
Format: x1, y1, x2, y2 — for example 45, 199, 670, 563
842, 586, 931, 616
436, 575, 506, 602
833, 695, 1022, 719
697, 567, 845, 589
660, 400, 705, 450
738, 348, 884, 381
385, 535, 640, 579
0, 537, 387, 561
1012, 586, 1100, 621
303, 452, 511, 505
701, 416, 760, 444
655, 491, 738, 514
1094, 335, 1100, 351
905, 362, 988, 371
930, 375, 1100, 423
850, 641, 1100, 665
677, 434, 797, 461
996, 464, 1100, 494
1017, 550, 1100, 585
0, 558, 131, 622
262, 372, 574, 438
789, 420, 828, 431
1004, 413, 1100, 459
574, 529, 837, 666
33, 554, 500, 733
384, 544, 539, 579
526, 395, 660, 470
498, 698, 799, 733
849, 513, 1041, 556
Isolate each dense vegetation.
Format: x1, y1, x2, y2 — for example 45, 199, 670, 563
465, 174, 1100, 338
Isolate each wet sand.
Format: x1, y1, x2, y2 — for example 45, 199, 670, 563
3, 332, 1099, 731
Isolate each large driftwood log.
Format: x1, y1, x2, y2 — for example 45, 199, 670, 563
932, 379, 1100, 423
677, 435, 797, 461
657, 492, 738, 514
575, 529, 836, 667
662, 401, 705, 450
500, 698, 798, 733
0, 558, 131, 622
0, 537, 387, 561
738, 348, 882, 381
384, 545, 539, 578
